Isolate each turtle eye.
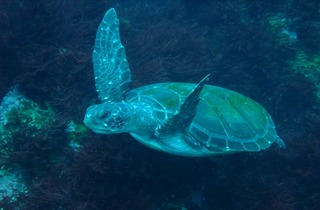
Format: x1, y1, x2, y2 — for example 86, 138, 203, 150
99, 111, 110, 119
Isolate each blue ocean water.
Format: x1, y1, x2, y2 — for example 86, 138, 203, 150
0, 0, 319, 209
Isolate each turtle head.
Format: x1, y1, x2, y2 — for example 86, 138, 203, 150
84, 103, 130, 134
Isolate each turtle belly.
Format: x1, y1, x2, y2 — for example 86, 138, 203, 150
130, 133, 216, 157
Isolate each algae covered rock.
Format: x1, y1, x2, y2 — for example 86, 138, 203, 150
0, 167, 28, 204
0, 86, 57, 163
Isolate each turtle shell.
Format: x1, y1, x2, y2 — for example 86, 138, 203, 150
125, 82, 284, 154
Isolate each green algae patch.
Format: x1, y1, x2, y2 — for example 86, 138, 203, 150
289, 50, 320, 99
5, 100, 56, 132
0, 87, 57, 164
65, 121, 90, 152
289, 50, 320, 77
266, 13, 297, 46
0, 167, 28, 203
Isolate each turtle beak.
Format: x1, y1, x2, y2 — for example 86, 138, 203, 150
83, 106, 99, 129
83, 112, 94, 128
83, 108, 113, 134
83, 114, 104, 133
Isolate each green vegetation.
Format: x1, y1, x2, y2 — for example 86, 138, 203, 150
5, 100, 55, 131
266, 13, 320, 99
1, 100, 56, 139
65, 121, 90, 151
289, 50, 320, 99
0, 94, 56, 165
266, 13, 297, 46
290, 50, 320, 77
0, 167, 28, 203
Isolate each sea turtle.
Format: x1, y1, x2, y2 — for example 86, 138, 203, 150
84, 8, 285, 157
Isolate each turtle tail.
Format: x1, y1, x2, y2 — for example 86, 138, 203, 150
276, 136, 286, 149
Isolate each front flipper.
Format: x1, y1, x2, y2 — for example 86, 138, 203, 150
155, 74, 210, 138
93, 8, 131, 103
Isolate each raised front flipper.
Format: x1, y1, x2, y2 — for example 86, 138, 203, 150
93, 8, 131, 103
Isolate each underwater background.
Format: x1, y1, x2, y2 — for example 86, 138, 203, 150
0, 0, 319, 209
